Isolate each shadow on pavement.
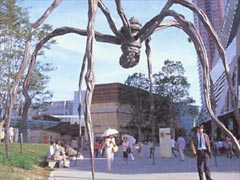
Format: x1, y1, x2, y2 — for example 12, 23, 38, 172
67, 150, 239, 175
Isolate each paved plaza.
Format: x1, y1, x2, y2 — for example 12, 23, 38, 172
49, 145, 240, 180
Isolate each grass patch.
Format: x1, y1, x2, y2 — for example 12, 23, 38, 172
0, 143, 52, 180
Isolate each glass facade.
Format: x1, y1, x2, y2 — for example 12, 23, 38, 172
193, 0, 224, 68
239, 60, 240, 107
193, 0, 240, 139
192, 0, 226, 108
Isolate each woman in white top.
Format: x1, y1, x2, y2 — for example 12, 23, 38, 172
104, 135, 116, 172
53, 143, 68, 168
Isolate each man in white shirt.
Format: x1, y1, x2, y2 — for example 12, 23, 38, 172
47, 141, 56, 159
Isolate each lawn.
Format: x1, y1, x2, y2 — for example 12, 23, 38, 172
0, 143, 52, 180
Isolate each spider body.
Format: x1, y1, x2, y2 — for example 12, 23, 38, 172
119, 17, 142, 68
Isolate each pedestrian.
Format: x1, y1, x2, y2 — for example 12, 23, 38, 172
8, 127, 14, 143
100, 140, 105, 157
94, 140, 100, 158
215, 139, 224, 155
190, 124, 213, 180
135, 141, 143, 158
122, 136, 130, 165
128, 140, 135, 161
70, 137, 78, 151
148, 139, 154, 158
224, 136, 234, 158
103, 134, 117, 172
177, 134, 186, 161
171, 137, 177, 158
1, 128, 5, 142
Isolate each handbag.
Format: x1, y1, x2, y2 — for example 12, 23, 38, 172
126, 147, 131, 153
112, 145, 119, 153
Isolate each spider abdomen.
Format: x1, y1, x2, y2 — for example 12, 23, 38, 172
119, 38, 141, 68
119, 17, 142, 68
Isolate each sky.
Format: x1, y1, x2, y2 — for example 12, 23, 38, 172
20, 0, 201, 106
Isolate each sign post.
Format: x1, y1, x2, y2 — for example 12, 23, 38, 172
159, 128, 171, 158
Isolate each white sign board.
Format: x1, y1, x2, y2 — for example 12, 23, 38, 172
159, 128, 171, 158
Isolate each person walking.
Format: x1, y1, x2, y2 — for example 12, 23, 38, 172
135, 141, 143, 158
224, 136, 234, 158
171, 137, 177, 158
104, 134, 117, 172
148, 139, 154, 159
177, 134, 186, 161
94, 140, 101, 158
122, 136, 130, 165
191, 124, 213, 180
100, 140, 105, 157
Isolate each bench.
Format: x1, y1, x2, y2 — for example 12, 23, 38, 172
45, 159, 59, 168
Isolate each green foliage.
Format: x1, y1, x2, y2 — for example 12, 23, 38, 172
0, 0, 55, 119
0, 0, 57, 145
124, 60, 196, 136
153, 60, 195, 128
153, 59, 194, 104
175, 127, 187, 137
125, 73, 149, 91
0, 143, 48, 170
122, 73, 150, 125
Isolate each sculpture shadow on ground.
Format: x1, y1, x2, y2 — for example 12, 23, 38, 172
68, 148, 239, 175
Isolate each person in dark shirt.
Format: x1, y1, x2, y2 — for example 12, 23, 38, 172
191, 124, 213, 180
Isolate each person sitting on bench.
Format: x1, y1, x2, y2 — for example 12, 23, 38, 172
53, 142, 68, 168
47, 141, 56, 159
46, 141, 58, 168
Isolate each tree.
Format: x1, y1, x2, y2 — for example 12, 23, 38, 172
20, 61, 55, 142
0, 0, 31, 149
153, 60, 195, 129
153, 93, 171, 128
0, 0, 61, 158
120, 73, 150, 141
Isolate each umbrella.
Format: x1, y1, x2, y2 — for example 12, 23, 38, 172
122, 134, 136, 144
102, 128, 119, 137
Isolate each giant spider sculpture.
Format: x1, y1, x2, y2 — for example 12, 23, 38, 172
4, 0, 240, 179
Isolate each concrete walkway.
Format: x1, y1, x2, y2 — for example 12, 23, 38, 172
48, 145, 240, 180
